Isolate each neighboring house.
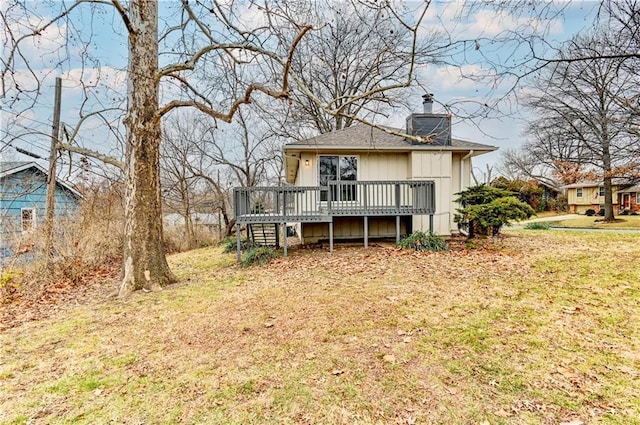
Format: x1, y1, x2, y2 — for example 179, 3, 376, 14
164, 212, 220, 232
0, 161, 82, 259
563, 181, 640, 214
616, 184, 640, 213
232, 95, 497, 254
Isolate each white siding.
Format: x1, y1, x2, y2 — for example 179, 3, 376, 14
296, 152, 409, 185
410, 151, 453, 235
359, 153, 409, 180
294, 149, 475, 238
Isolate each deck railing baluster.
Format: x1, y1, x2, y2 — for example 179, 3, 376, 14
233, 181, 435, 224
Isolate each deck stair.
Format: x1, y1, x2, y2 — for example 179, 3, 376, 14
249, 223, 279, 248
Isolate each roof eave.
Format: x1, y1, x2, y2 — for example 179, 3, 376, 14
0, 161, 83, 199
283, 144, 497, 153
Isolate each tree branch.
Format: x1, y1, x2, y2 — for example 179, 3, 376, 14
158, 25, 312, 120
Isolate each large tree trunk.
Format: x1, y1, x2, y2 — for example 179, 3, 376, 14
120, 0, 176, 296
601, 121, 615, 222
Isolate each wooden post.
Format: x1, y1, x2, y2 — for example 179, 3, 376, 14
44, 77, 62, 268
329, 220, 334, 253
236, 223, 241, 262
364, 216, 368, 249
396, 215, 400, 244
283, 222, 288, 257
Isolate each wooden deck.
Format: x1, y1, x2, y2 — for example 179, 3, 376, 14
233, 180, 436, 260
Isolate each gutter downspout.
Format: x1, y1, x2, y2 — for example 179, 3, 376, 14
460, 150, 474, 192
458, 150, 474, 236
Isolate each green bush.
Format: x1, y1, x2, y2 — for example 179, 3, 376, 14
221, 237, 253, 253
524, 221, 551, 230
454, 185, 535, 238
585, 209, 596, 216
241, 246, 278, 267
398, 231, 448, 252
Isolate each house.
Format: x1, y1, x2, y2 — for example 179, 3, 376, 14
0, 161, 82, 259
232, 95, 497, 257
164, 212, 220, 230
563, 181, 639, 214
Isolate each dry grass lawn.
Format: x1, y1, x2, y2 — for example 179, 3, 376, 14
548, 215, 640, 229
1, 231, 639, 424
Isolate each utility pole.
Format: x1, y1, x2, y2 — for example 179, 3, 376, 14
217, 169, 222, 240
44, 77, 62, 268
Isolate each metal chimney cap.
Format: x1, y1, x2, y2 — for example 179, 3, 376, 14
422, 93, 434, 113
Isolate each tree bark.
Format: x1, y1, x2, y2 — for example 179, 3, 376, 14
120, 0, 176, 296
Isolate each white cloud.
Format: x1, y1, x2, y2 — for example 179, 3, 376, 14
61, 66, 127, 93
421, 2, 565, 40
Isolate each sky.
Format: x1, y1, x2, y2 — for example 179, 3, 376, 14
1, 0, 601, 183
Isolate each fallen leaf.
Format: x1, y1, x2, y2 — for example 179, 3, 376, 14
560, 420, 583, 425
382, 354, 396, 364
331, 369, 344, 376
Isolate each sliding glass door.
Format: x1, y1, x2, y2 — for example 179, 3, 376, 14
319, 155, 358, 201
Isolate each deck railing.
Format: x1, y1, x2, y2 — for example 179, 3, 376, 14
233, 180, 435, 224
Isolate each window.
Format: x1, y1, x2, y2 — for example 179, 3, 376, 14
576, 188, 583, 198
318, 155, 358, 201
599, 187, 605, 197
21, 208, 35, 232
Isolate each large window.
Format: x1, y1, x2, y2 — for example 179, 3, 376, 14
21, 208, 35, 232
319, 155, 358, 201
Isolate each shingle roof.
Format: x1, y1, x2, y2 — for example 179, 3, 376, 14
0, 161, 33, 174
561, 179, 634, 189
284, 124, 497, 152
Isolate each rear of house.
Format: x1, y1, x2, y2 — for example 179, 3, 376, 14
233, 96, 498, 255
279, 96, 497, 244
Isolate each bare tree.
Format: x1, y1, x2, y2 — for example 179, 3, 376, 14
2, 1, 316, 295
264, 0, 434, 138
498, 129, 590, 190
524, 32, 638, 221
160, 117, 204, 249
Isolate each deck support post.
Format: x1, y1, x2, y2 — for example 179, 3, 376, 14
364, 216, 368, 249
429, 214, 434, 233
396, 215, 400, 244
236, 223, 241, 262
283, 222, 288, 257
329, 221, 334, 253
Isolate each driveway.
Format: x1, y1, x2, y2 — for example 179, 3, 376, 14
518, 214, 581, 224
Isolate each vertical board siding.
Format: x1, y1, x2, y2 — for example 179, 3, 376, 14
410, 151, 453, 235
